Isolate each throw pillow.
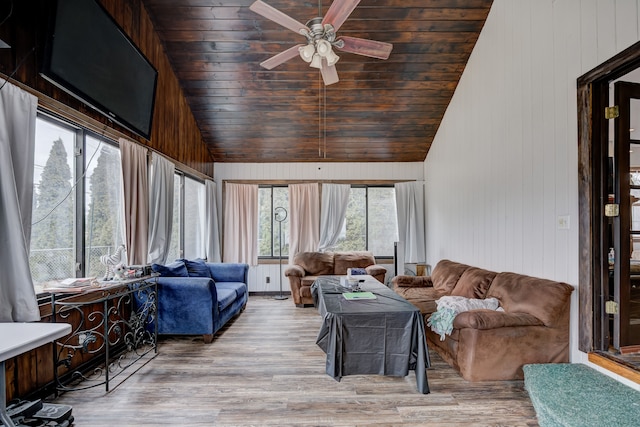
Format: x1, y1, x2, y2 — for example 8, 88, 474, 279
349, 267, 367, 276
151, 260, 188, 277
181, 258, 213, 278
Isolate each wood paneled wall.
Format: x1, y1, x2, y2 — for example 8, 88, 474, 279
0, 0, 213, 177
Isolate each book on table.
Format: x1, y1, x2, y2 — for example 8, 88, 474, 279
43, 277, 97, 293
343, 292, 376, 300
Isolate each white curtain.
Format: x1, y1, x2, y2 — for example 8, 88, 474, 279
223, 183, 258, 265
288, 183, 319, 263
395, 181, 426, 264
147, 153, 174, 265
0, 82, 40, 321
205, 180, 221, 262
119, 138, 149, 266
318, 183, 350, 252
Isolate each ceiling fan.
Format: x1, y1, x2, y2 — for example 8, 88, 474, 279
250, 0, 393, 86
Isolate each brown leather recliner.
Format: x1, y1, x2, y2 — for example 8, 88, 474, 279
285, 251, 387, 307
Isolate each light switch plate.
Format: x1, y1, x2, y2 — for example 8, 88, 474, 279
557, 215, 570, 230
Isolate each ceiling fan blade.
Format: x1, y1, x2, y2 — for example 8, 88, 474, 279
335, 36, 393, 60
322, 0, 361, 32
320, 60, 339, 86
250, 0, 310, 35
260, 44, 306, 70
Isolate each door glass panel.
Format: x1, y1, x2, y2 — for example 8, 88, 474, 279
630, 98, 640, 335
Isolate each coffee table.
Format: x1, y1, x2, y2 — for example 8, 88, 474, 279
311, 275, 430, 394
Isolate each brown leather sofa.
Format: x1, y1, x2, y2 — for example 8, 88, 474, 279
392, 259, 574, 381
285, 251, 387, 307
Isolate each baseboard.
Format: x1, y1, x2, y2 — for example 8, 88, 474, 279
249, 291, 292, 297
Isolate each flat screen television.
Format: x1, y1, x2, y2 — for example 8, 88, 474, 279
41, 0, 157, 140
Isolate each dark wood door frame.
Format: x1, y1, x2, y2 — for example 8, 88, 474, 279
578, 40, 640, 353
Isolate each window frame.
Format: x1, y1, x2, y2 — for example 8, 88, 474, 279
258, 184, 289, 259
255, 182, 397, 260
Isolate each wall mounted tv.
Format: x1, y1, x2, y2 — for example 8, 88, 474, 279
41, 0, 158, 140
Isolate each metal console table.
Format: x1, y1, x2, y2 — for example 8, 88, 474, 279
50, 275, 158, 392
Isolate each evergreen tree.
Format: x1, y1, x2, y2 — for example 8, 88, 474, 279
31, 138, 74, 280
86, 145, 121, 275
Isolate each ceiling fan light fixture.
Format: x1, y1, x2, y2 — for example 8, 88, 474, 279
310, 53, 323, 69
325, 49, 340, 66
316, 39, 331, 56
299, 44, 315, 62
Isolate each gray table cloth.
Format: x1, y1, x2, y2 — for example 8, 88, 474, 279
312, 276, 430, 394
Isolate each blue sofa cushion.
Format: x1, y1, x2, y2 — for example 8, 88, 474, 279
216, 282, 247, 300
207, 263, 248, 283
152, 261, 188, 277
216, 286, 237, 311
181, 258, 213, 278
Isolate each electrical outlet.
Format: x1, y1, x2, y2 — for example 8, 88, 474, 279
266, 276, 270, 284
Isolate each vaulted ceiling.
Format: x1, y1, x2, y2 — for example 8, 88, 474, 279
141, 0, 493, 163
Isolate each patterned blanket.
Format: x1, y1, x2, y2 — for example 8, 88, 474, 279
427, 296, 501, 340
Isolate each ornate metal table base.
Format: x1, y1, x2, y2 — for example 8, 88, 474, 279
52, 277, 158, 392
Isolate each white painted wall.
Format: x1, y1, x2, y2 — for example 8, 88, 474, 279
213, 162, 423, 292
424, 0, 640, 389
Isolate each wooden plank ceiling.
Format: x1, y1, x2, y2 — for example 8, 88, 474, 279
141, 0, 492, 163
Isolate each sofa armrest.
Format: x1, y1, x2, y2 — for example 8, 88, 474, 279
156, 277, 218, 334
392, 275, 433, 288
453, 309, 543, 330
365, 264, 387, 277
284, 265, 305, 277
207, 263, 248, 283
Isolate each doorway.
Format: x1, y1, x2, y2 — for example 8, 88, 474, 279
578, 41, 640, 372
609, 80, 640, 353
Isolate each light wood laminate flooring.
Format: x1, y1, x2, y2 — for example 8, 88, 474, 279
53, 296, 539, 426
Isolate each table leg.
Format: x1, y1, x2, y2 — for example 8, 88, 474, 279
0, 361, 17, 427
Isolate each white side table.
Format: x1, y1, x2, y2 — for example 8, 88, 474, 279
0, 322, 71, 427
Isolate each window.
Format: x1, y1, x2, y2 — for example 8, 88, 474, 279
84, 136, 124, 278
184, 177, 205, 259
258, 186, 289, 258
30, 117, 78, 289
165, 172, 206, 262
29, 113, 203, 293
256, 184, 397, 259
333, 186, 398, 257
30, 114, 125, 293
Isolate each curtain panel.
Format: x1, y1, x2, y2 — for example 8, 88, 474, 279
223, 183, 258, 265
119, 138, 149, 266
395, 181, 426, 264
205, 180, 222, 263
147, 153, 174, 265
318, 183, 350, 252
288, 183, 320, 263
0, 82, 40, 321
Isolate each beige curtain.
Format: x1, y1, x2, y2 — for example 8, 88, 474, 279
223, 183, 258, 265
288, 183, 319, 263
147, 153, 174, 265
119, 138, 149, 266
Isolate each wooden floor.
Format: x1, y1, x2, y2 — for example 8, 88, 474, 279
53, 296, 540, 426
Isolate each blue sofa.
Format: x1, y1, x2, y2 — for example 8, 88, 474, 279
151, 259, 249, 343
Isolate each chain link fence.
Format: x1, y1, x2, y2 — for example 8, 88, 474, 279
30, 245, 119, 285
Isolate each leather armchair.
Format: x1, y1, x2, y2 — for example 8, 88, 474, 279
285, 251, 387, 307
